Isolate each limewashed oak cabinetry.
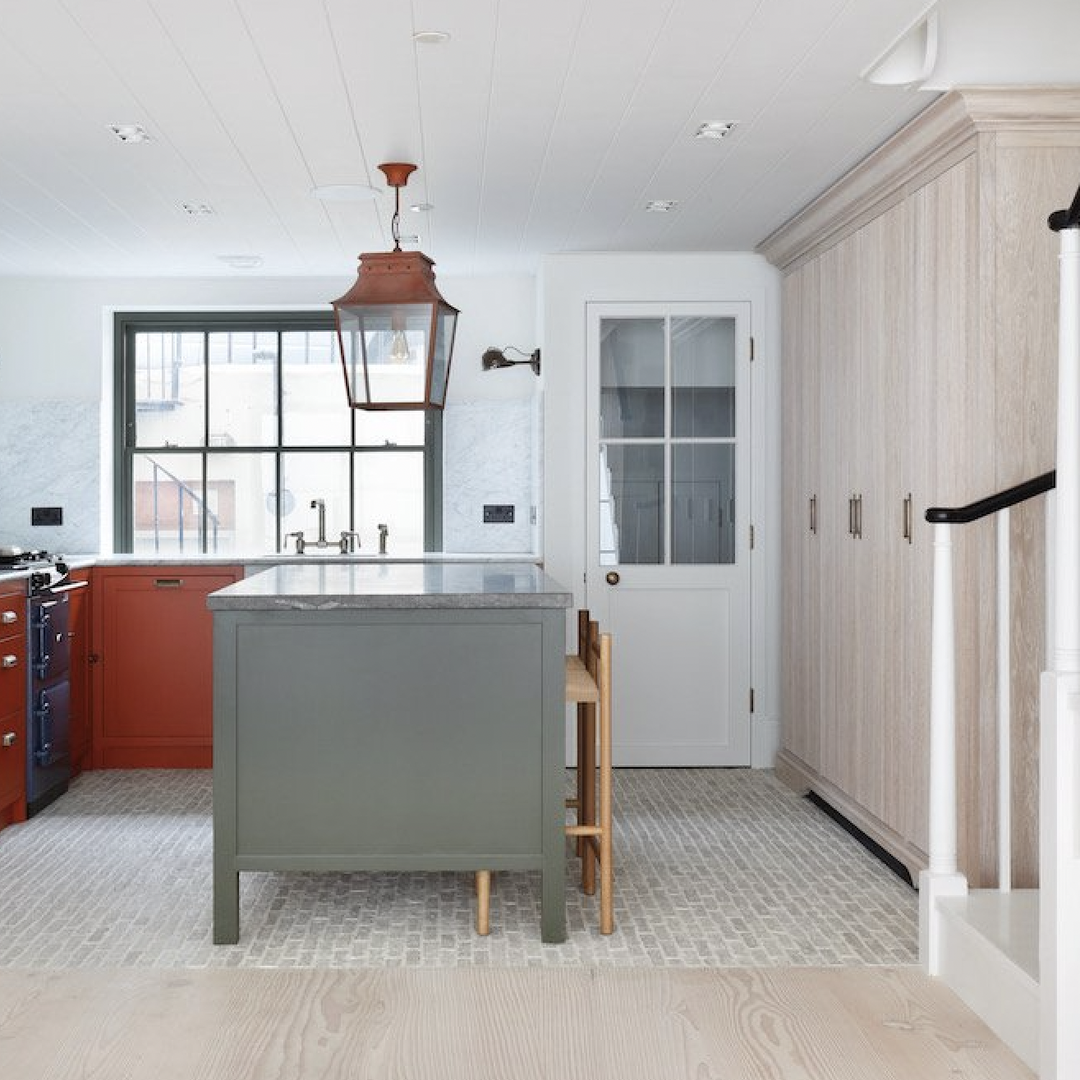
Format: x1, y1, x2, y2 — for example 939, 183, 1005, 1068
0, 584, 27, 827
762, 88, 1080, 887
209, 562, 571, 944
93, 565, 242, 768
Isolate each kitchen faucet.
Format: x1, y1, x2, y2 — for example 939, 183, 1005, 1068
378, 523, 389, 555
282, 500, 359, 554
311, 499, 327, 545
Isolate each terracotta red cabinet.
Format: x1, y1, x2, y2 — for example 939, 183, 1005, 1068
92, 566, 241, 768
0, 585, 27, 826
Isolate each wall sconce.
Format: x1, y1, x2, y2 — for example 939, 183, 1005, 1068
482, 346, 541, 375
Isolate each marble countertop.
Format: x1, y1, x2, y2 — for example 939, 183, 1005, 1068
0, 552, 540, 588
206, 561, 572, 611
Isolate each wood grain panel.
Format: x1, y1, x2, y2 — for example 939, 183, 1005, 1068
0, 966, 1035, 1080
772, 88, 1079, 886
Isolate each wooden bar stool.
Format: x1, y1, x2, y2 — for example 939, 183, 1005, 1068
475, 610, 614, 935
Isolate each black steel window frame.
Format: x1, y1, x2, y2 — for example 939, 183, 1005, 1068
113, 310, 442, 553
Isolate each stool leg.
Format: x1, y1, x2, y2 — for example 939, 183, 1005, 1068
580, 700, 597, 895
598, 635, 614, 934
476, 870, 491, 936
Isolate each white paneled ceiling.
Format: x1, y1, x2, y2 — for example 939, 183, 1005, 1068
0, 0, 1072, 278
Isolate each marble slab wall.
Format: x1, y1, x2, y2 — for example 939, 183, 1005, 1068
0, 398, 536, 557
442, 398, 539, 554
0, 400, 100, 553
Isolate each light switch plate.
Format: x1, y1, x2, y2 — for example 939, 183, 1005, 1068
483, 504, 514, 524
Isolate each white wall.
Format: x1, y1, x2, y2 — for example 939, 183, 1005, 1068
539, 252, 783, 766
0, 272, 540, 554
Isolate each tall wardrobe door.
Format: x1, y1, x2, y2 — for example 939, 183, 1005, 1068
781, 262, 822, 773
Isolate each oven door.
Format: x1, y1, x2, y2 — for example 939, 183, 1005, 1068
31, 680, 70, 769
31, 594, 71, 682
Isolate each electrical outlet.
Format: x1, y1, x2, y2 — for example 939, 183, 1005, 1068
483, 504, 514, 524
31, 506, 63, 526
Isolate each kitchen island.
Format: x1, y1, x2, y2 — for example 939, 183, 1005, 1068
208, 561, 572, 943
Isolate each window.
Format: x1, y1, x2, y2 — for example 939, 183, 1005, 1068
114, 311, 441, 555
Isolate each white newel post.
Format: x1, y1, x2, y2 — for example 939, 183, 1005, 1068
919, 520, 967, 973
1042, 217, 1080, 1080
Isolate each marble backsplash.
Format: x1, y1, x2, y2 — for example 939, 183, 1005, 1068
0, 397, 539, 556
442, 397, 540, 554
0, 399, 101, 553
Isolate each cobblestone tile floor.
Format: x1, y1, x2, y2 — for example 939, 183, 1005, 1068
0, 768, 917, 968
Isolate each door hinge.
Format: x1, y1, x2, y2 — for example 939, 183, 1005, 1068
750, 687, 755, 713
749, 523, 755, 550
749, 336, 755, 361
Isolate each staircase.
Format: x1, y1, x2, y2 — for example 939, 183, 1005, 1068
920, 185, 1080, 1077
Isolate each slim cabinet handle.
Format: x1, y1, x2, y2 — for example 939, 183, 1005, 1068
848, 494, 863, 539
154, 578, 184, 589
809, 495, 817, 535
903, 493, 913, 544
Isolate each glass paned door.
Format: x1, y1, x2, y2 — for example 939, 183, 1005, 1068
586, 300, 752, 767
597, 313, 739, 566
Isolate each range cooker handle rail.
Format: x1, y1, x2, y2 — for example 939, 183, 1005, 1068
33, 609, 52, 680
33, 697, 52, 764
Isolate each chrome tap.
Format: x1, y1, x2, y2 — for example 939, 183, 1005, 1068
378, 523, 389, 556
339, 530, 360, 554
311, 499, 327, 546
284, 531, 306, 554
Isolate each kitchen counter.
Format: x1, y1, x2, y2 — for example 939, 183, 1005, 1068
206, 561, 569, 611
210, 560, 571, 944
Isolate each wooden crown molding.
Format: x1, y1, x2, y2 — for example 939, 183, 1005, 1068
757, 86, 1080, 272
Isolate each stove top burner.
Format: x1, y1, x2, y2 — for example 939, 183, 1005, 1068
0, 548, 58, 570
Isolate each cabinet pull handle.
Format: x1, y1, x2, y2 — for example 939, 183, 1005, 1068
154, 578, 184, 589
1, 732, 16, 748
809, 495, 817, 535
848, 496, 855, 537
1, 610, 16, 624
903, 493, 913, 544
857, 495, 864, 539
1, 654, 16, 669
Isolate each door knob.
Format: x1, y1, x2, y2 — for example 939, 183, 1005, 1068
605, 571, 620, 586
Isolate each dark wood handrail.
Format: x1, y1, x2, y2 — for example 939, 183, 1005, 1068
925, 470, 1056, 525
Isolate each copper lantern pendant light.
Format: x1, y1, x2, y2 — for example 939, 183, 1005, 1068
332, 162, 459, 410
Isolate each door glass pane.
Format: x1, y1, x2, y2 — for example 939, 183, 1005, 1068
279, 452, 352, 551
131, 452, 205, 555
672, 317, 736, 438
353, 452, 424, 555
599, 443, 664, 564
673, 444, 735, 564
134, 332, 204, 446
599, 318, 665, 438
208, 331, 278, 449
281, 330, 349, 446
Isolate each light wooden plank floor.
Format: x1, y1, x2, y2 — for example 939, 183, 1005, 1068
0, 966, 1033, 1079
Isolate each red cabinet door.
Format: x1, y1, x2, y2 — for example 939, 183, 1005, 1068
93, 567, 241, 768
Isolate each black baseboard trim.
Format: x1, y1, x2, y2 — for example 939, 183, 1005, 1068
806, 791, 915, 889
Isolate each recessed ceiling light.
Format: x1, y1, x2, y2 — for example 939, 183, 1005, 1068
181, 202, 214, 216
410, 202, 434, 213
312, 183, 381, 202
413, 30, 450, 44
645, 200, 677, 213
694, 121, 737, 140
217, 254, 263, 270
108, 124, 150, 143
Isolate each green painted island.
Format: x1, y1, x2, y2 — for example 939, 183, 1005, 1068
208, 561, 572, 943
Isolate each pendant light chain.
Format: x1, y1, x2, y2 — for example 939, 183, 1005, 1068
391, 183, 402, 252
